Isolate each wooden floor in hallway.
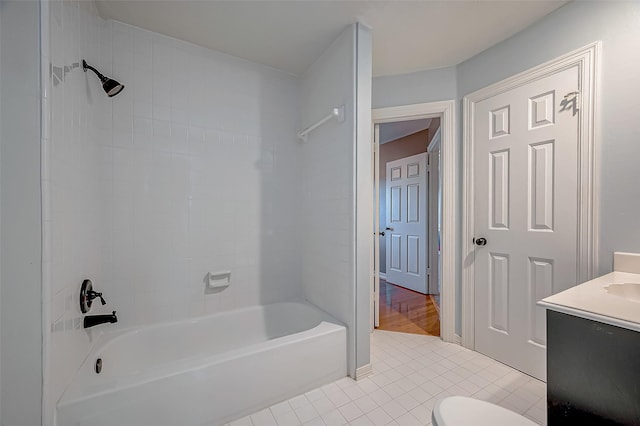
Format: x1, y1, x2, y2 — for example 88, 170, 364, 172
378, 279, 440, 336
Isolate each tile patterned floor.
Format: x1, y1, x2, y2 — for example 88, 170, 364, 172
228, 330, 547, 426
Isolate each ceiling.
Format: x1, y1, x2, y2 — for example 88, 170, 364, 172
379, 119, 431, 145
96, 0, 569, 77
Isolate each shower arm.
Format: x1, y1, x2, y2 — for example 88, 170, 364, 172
82, 60, 108, 83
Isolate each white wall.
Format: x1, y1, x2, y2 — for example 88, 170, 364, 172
457, 0, 640, 276
372, 66, 457, 109
0, 1, 43, 424
354, 23, 373, 373
300, 23, 371, 376
300, 25, 356, 374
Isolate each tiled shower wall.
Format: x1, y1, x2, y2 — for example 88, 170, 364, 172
45, 0, 302, 420
107, 21, 302, 325
46, 0, 113, 419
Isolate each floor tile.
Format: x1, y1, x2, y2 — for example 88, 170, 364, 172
408, 404, 432, 423
364, 407, 392, 426
296, 405, 320, 423
275, 410, 301, 426
395, 412, 424, 426
289, 395, 311, 409
306, 388, 326, 402
251, 408, 277, 426
302, 417, 326, 426
320, 408, 347, 426
380, 400, 405, 419
312, 396, 337, 415
352, 395, 378, 414
346, 415, 374, 426
238, 330, 546, 425
325, 389, 351, 407
368, 388, 392, 406
271, 401, 294, 418
337, 402, 364, 422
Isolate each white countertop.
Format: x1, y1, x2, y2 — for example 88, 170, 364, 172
538, 253, 640, 332
539, 271, 640, 332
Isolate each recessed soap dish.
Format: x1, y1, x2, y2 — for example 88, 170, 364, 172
207, 271, 231, 290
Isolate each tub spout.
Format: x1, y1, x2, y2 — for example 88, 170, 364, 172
84, 311, 118, 329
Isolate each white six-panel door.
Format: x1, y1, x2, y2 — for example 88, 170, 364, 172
473, 66, 580, 380
386, 153, 428, 294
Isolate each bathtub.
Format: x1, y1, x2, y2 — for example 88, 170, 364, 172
57, 301, 347, 426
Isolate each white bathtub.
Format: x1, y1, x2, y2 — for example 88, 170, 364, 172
57, 302, 347, 426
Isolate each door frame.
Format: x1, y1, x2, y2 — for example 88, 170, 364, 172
372, 100, 457, 343
461, 42, 601, 349
372, 124, 380, 329
427, 127, 441, 296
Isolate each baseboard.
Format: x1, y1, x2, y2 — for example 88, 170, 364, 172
442, 330, 462, 345
379, 272, 387, 280
429, 295, 441, 316
355, 364, 373, 380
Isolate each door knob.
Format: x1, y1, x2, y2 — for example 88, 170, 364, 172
379, 231, 385, 236
385, 227, 393, 231
473, 237, 487, 246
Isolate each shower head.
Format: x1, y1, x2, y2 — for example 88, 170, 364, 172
82, 59, 125, 97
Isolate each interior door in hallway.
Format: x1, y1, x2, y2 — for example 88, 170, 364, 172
473, 66, 580, 380
385, 152, 428, 294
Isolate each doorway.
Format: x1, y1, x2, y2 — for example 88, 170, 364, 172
370, 100, 456, 343
376, 120, 440, 336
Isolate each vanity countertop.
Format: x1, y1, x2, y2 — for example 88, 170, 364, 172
538, 252, 640, 332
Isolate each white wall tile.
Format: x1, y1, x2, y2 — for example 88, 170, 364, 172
45, 2, 303, 422
44, 2, 112, 420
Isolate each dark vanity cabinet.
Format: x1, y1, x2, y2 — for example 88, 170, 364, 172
547, 310, 640, 425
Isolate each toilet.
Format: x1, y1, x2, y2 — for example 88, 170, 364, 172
432, 396, 538, 425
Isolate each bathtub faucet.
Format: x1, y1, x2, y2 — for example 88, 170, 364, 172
84, 311, 118, 329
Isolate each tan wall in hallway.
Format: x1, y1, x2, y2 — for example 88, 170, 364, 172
427, 117, 441, 146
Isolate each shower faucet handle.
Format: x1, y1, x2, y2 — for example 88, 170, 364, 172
88, 290, 106, 305
80, 279, 108, 313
